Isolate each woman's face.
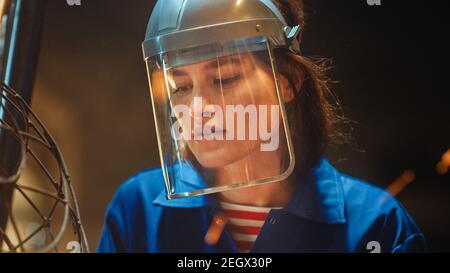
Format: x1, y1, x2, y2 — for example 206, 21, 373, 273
155, 52, 293, 170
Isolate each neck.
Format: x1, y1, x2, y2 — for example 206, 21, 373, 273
217, 180, 294, 207
212, 143, 294, 207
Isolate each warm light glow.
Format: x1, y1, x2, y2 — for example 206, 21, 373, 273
204, 212, 229, 246
386, 169, 415, 196
442, 149, 450, 167
436, 161, 448, 175
150, 69, 169, 103
435, 149, 450, 175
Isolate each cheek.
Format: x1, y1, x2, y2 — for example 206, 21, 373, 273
228, 71, 279, 106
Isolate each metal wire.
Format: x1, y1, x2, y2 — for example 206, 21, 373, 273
0, 82, 89, 253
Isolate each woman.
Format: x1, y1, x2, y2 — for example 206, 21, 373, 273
97, 0, 426, 253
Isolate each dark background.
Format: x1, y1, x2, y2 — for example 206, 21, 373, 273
32, 0, 450, 251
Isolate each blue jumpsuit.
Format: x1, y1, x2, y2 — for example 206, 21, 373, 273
97, 158, 426, 252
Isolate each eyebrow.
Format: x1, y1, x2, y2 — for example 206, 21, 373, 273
171, 56, 242, 77
204, 56, 242, 70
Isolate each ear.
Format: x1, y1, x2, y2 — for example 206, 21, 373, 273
278, 72, 303, 103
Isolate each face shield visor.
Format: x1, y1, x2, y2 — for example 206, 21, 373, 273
145, 36, 295, 199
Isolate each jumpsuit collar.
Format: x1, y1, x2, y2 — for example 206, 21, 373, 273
153, 158, 346, 224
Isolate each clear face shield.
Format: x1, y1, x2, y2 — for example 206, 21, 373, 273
145, 36, 295, 199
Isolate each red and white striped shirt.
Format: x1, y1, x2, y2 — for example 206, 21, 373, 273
220, 201, 281, 253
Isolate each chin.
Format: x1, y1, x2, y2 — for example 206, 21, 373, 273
194, 149, 240, 169
189, 140, 261, 169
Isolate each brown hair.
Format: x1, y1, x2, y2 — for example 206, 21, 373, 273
272, 0, 350, 177
174, 0, 350, 182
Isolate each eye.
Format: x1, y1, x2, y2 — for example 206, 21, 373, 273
214, 75, 241, 88
173, 84, 193, 94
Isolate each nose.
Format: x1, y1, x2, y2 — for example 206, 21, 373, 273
188, 96, 215, 120
187, 78, 215, 117
188, 95, 217, 139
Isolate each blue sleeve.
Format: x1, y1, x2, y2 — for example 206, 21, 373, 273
97, 186, 128, 253
392, 233, 427, 252
364, 199, 427, 253
389, 202, 427, 253
342, 176, 427, 253
96, 168, 165, 253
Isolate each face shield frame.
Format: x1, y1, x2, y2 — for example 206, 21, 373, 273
143, 0, 302, 199
145, 34, 296, 200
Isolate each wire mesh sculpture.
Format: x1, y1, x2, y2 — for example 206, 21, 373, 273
0, 82, 89, 253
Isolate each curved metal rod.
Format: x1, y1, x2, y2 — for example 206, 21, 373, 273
0, 83, 89, 253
